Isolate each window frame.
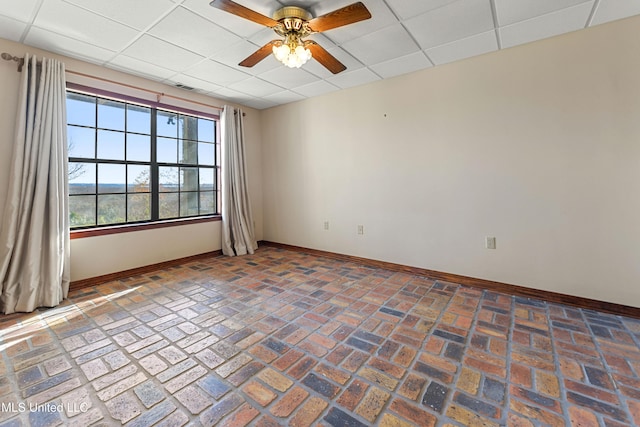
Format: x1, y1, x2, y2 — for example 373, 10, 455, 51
67, 83, 221, 239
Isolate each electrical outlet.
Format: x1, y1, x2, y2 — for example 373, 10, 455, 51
357, 225, 364, 235
485, 236, 496, 249
323, 221, 329, 230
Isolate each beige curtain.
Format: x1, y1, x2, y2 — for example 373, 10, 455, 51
221, 105, 257, 256
0, 54, 70, 314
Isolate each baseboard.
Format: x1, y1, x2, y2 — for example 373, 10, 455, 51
260, 241, 640, 319
69, 250, 223, 292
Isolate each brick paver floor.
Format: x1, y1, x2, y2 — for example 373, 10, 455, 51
1, 246, 640, 426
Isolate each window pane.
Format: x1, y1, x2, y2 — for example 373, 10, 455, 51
179, 140, 198, 164
198, 142, 214, 166
68, 126, 95, 159
157, 111, 178, 137
200, 192, 215, 214
128, 193, 150, 222
198, 118, 214, 143
159, 166, 179, 191
127, 133, 150, 162
199, 168, 214, 191
98, 163, 126, 193
98, 99, 125, 131
127, 104, 150, 134
97, 130, 125, 160
157, 137, 177, 163
69, 195, 96, 227
67, 93, 95, 126
128, 165, 149, 193
98, 194, 126, 225
180, 167, 198, 191
69, 163, 96, 194
179, 115, 198, 141
159, 193, 179, 219
180, 192, 199, 217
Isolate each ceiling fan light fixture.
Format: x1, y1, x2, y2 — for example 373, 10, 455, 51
210, 1, 371, 74
272, 38, 312, 69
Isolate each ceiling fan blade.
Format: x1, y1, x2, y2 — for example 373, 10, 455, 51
306, 41, 346, 74
239, 41, 279, 67
308, 2, 371, 32
209, 0, 279, 27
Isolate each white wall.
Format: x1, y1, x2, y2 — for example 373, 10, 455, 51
261, 16, 640, 307
0, 38, 263, 281
3, 16, 640, 306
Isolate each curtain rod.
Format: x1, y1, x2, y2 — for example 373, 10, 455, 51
1, 52, 26, 70
1, 52, 245, 115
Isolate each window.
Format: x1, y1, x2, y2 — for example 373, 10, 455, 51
67, 90, 219, 229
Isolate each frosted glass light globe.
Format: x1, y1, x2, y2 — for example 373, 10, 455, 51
273, 42, 313, 68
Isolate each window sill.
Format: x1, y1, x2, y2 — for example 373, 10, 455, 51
70, 215, 221, 239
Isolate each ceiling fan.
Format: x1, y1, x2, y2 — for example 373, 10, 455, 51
209, 0, 371, 74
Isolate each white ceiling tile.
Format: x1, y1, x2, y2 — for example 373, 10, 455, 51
385, 0, 460, 20
108, 55, 177, 80
263, 90, 306, 104
292, 80, 341, 98
319, 1, 398, 46
164, 74, 223, 93
122, 35, 205, 72
300, 59, 337, 79
306, 33, 338, 49
106, 67, 167, 84
369, 51, 433, 79
0, 15, 27, 41
495, 0, 593, 27
326, 67, 380, 89
405, 0, 495, 50
24, 26, 115, 64
241, 98, 279, 110
426, 30, 498, 65
181, 0, 265, 38
183, 59, 252, 86
227, 0, 276, 17
591, 0, 640, 25
171, 74, 222, 93
495, 0, 594, 26
305, 0, 354, 17
213, 40, 267, 69
63, 0, 176, 30
211, 87, 249, 98
33, 0, 139, 51
210, 86, 256, 104
499, 3, 593, 49
341, 24, 420, 65
257, 67, 319, 88
248, 27, 280, 47
228, 77, 283, 97
0, 0, 40, 21
149, 6, 241, 57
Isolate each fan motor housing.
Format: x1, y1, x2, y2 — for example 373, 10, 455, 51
273, 6, 312, 21
273, 6, 312, 36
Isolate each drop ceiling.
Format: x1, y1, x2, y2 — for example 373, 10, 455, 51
1, 0, 639, 110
